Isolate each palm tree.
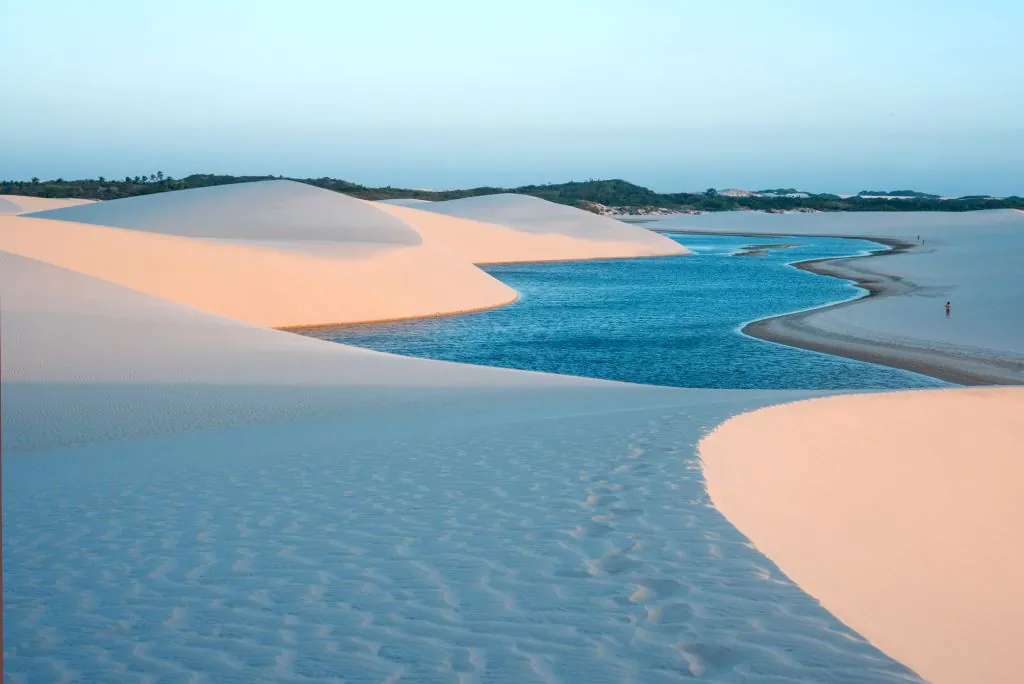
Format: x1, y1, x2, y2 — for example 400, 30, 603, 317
31, 177, 39, 184
156, 171, 164, 182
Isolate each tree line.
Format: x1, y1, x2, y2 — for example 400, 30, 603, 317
2, 175, 1021, 213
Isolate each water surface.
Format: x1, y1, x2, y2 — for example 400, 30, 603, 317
304, 235, 945, 390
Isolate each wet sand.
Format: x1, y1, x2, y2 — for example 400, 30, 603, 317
743, 238, 1024, 385
657, 210, 1024, 385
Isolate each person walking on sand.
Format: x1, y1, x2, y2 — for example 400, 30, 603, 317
945, 301, 952, 317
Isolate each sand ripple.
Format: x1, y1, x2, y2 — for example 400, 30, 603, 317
3, 406, 920, 682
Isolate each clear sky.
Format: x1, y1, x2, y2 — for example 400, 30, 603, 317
3, 0, 1022, 195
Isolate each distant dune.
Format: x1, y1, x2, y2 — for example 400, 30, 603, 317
28, 179, 422, 246
388, 193, 689, 258
0, 215, 516, 328
379, 197, 434, 206
376, 199, 690, 263
1, 181, 526, 328
4, 181, 688, 327
0, 194, 93, 215
701, 388, 1024, 684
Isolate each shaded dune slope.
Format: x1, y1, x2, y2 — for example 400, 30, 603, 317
0, 251, 679, 453
28, 179, 421, 245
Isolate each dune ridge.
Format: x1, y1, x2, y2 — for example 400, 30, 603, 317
5, 185, 1021, 681
6, 181, 688, 328
3, 253, 923, 684
376, 200, 690, 263
26, 180, 422, 245
0, 215, 516, 328
382, 193, 689, 258
0, 194, 93, 215
700, 387, 1024, 684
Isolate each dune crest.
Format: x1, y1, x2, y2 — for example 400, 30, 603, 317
0, 215, 515, 328
376, 200, 689, 263
700, 387, 1024, 684
380, 193, 689, 260
0, 194, 94, 215
4, 181, 692, 328
26, 180, 422, 245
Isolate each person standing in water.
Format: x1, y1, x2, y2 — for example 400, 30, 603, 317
945, 301, 952, 317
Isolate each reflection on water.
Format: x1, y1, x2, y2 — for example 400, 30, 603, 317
303, 235, 946, 390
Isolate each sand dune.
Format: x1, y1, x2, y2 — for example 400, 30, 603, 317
6, 181, 690, 326
380, 193, 689, 261
4, 181, 525, 327
7, 184, 1018, 681
28, 179, 422, 245
376, 200, 690, 263
0, 194, 93, 215
0, 214, 516, 328
4, 253, 924, 684
701, 388, 1024, 684
380, 197, 434, 206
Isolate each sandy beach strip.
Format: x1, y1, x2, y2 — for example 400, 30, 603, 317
655, 209, 1024, 386
700, 387, 1024, 684
743, 240, 1024, 385
0, 194, 94, 215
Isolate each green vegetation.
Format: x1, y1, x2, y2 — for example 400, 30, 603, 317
2, 174, 1021, 214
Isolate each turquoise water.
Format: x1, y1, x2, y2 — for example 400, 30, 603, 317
304, 234, 946, 390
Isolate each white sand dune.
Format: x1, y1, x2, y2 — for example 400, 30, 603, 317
377, 200, 690, 263
0, 252, 587, 449
0, 214, 516, 328
380, 193, 689, 262
4, 181, 527, 327
0, 194, 93, 215
3, 252, 924, 683
5, 187, 1019, 681
6, 181, 688, 325
701, 388, 1024, 684
26, 180, 422, 245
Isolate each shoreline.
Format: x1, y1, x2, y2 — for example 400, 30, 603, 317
280, 292, 520, 331
284, 251, 691, 332
663, 229, 1023, 385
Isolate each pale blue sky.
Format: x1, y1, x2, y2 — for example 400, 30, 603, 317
3, 0, 1022, 194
